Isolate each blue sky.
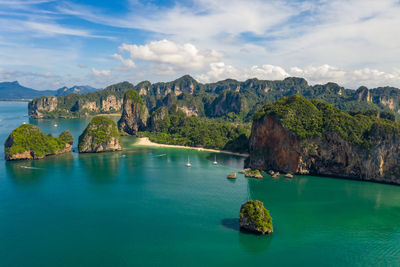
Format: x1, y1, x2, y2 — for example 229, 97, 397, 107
0, 0, 400, 89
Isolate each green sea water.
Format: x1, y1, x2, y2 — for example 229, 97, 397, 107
1, 101, 400, 267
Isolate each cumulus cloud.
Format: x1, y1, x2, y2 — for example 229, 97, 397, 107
118, 39, 224, 72
60, 0, 400, 79
197, 63, 289, 83
290, 65, 400, 88
111, 53, 136, 69
91, 67, 110, 77
196, 63, 400, 88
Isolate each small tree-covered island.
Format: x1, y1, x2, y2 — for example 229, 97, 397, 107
4, 124, 73, 160
248, 95, 400, 184
78, 116, 122, 153
239, 200, 273, 235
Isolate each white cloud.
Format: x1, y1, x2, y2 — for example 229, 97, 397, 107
23, 21, 112, 39
119, 39, 224, 71
197, 63, 289, 83
91, 68, 110, 77
56, 0, 298, 40
0, 68, 57, 80
289, 65, 400, 88
111, 53, 136, 69
196, 63, 400, 88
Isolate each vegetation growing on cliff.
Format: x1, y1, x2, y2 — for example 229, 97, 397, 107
125, 89, 144, 104
78, 116, 120, 152
239, 200, 273, 234
140, 106, 250, 153
254, 95, 400, 148
4, 124, 73, 159
29, 75, 400, 121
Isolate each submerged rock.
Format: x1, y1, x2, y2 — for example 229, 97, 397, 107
245, 169, 263, 179
78, 116, 122, 153
118, 89, 148, 136
227, 172, 237, 179
272, 172, 280, 178
4, 124, 73, 160
239, 168, 251, 174
239, 200, 273, 235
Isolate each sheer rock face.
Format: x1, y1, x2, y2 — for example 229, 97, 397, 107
4, 124, 73, 160
28, 96, 58, 118
248, 115, 400, 184
101, 95, 123, 112
239, 200, 273, 235
208, 90, 246, 117
80, 101, 98, 112
6, 144, 72, 161
78, 116, 122, 153
118, 90, 149, 136
178, 106, 198, 117
148, 106, 169, 132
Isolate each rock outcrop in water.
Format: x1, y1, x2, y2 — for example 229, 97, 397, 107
28, 96, 58, 118
118, 89, 149, 135
239, 200, 273, 235
28, 82, 131, 118
78, 116, 122, 153
4, 124, 73, 160
248, 95, 400, 184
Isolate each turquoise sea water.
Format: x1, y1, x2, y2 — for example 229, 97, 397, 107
1, 101, 400, 266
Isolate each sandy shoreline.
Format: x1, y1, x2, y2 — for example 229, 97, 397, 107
135, 137, 249, 157
98, 113, 122, 117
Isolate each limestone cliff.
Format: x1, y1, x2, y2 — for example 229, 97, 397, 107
118, 89, 149, 135
207, 90, 246, 117
28, 96, 58, 118
248, 95, 400, 184
148, 106, 169, 132
4, 124, 73, 160
239, 200, 273, 235
101, 95, 123, 112
78, 116, 122, 153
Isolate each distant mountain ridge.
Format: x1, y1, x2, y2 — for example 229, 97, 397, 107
55, 85, 101, 96
0, 81, 54, 100
0, 81, 101, 100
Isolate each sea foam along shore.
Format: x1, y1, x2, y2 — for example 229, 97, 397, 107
135, 137, 249, 157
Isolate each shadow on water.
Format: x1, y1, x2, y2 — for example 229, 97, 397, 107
78, 151, 121, 182
221, 218, 273, 254
221, 218, 240, 232
5, 160, 45, 184
239, 231, 272, 254
4, 152, 75, 185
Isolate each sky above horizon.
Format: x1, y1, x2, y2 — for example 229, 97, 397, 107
1, 0, 400, 90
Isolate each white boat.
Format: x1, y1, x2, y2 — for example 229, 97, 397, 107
213, 155, 218, 165
54, 124, 58, 127
186, 156, 191, 167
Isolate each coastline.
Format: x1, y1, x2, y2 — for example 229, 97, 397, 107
97, 113, 122, 117
135, 137, 249, 157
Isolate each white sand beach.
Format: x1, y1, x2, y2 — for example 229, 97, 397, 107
135, 137, 249, 157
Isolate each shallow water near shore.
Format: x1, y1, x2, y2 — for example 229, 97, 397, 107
1, 101, 400, 266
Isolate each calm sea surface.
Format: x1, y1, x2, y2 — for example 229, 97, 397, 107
0, 101, 400, 266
